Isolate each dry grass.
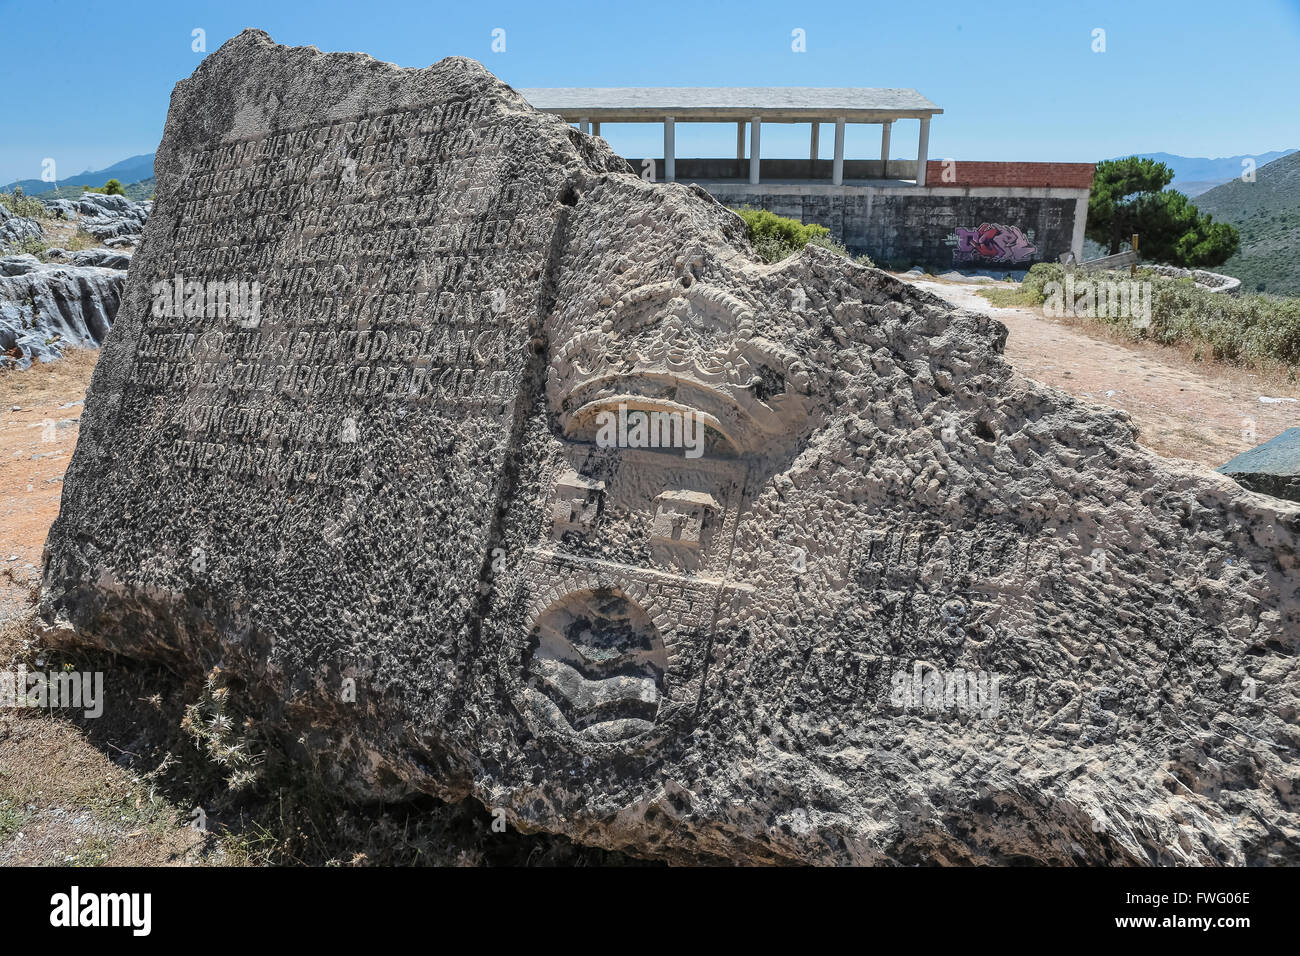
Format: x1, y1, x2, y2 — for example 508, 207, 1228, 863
1023, 301, 1300, 397
0, 602, 658, 866
0, 607, 215, 865
976, 282, 1300, 397
976, 284, 1043, 308
0, 347, 98, 407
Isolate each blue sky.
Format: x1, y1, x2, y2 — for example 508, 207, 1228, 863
1, 0, 1297, 185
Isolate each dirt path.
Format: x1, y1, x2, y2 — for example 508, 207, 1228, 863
903, 277, 1300, 468
0, 350, 97, 622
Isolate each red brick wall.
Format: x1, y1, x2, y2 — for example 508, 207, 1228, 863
924, 161, 1095, 189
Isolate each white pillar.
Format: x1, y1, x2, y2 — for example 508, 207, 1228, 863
1070, 193, 1089, 263
579, 117, 590, 134
810, 122, 819, 162
916, 116, 930, 187
592, 120, 600, 137
664, 116, 675, 182
880, 121, 892, 171
832, 118, 845, 186
749, 116, 761, 184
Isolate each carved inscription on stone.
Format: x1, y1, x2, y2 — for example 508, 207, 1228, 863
131, 102, 547, 490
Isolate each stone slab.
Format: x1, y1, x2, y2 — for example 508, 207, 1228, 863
39, 30, 1300, 865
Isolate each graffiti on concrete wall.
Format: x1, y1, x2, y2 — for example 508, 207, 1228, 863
947, 223, 1037, 264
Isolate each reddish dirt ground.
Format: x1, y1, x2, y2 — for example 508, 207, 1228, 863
904, 276, 1300, 467
0, 349, 96, 620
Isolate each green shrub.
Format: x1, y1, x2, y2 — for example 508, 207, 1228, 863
733, 207, 838, 263
86, 178, 126, 196
731, 206, 877, 267
0, 190, 49, 220
64, 228, 96, 251
7, 235, 47, 257
805, 231, 851, 258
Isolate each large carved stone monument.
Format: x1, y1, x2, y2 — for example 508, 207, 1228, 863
41, 31, 1300, 864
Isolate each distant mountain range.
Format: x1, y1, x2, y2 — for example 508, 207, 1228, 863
7, 148, 1292, 200
1, 153, 155, 196
1192, 151, 1300, 296
1112, 150, 1299, 197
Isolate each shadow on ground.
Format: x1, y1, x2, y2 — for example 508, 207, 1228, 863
0, 603, 660, 867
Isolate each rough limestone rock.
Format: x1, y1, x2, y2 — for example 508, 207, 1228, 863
41, 31, 1300, 865
1219, 429, 1300, 504
0, 202, 44, 248
0, 255, 122, 367
68, 248, 133, 271
63, 193, 151, 244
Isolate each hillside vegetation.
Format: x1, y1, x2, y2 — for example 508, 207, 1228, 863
985, 262, 1300, 373
1193, 151, 1300, 295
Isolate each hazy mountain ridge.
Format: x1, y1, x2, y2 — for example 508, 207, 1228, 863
2, 153, 156, 196
1192, 151, 1300, 295
1112, 150, 1297, 197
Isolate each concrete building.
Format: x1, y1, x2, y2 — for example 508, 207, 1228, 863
521, 87, 1093, 270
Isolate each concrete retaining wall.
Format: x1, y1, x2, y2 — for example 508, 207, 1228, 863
698, 182, 1089, 270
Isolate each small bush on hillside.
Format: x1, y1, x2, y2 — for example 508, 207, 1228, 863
6, 236, 47, 257
64, 228, 97, 252
86, 178, 126, 196
732, 206, 873, 266
0, 189, 49, 220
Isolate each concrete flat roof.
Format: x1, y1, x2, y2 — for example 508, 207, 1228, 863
519, 87, 942, 122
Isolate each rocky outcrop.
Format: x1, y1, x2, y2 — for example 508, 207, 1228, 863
0, 202, 44, 248
1143, 263, 1242, 294
44, 247, 133, 271
41, 193, 151, 245
0, 254, 123, 367
39, 31, 1300, 866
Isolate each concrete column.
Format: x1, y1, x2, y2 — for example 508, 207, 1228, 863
749, 116, 761, 185
1070, 192, 1089, 263
736, 122, 745, 161
832, 118, 845, 186
810, 122, 820, 162
916, 116, 930, 187
579, 117, 590, 134
664, 116, 675, 182
592, 121, 600, 137
880, 121, 892, 172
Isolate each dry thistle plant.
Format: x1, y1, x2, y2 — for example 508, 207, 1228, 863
181, 666, 263, 792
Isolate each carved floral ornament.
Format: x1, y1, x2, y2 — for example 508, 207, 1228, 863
547, 279, 818, 455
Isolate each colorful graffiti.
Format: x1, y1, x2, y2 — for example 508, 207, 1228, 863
949, 223, 1037, 264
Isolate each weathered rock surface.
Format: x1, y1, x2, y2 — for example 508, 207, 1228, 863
0, 255, 123, 367
42, 192, 151, 244
0, 202, 44, 248
1219, 428, 1300, 504
40, 31, 1300, 865
46, 247, 134, 271
1142, 263, 1242, 294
